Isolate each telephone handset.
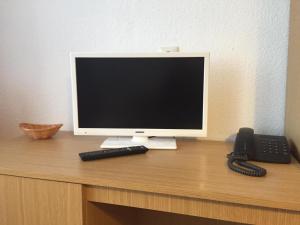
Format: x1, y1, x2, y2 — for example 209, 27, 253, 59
227, 128, 291, 177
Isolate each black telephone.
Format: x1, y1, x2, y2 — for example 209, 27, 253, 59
227, 128, 291, 177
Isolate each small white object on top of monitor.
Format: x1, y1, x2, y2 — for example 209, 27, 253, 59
70, 52, 209, 149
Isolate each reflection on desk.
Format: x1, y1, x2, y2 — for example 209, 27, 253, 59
0, 132, 299, 225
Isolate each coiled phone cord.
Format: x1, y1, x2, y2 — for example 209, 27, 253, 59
227, 153, 267, 177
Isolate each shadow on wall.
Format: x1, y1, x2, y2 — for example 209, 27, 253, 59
285, 0, 300, 155
253, 3, 289, 136
207, 60, 252, 142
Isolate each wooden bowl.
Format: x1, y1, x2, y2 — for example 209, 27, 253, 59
19, 123, 63, 140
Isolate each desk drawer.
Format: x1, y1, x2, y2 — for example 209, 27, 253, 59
83, 185, 300, 225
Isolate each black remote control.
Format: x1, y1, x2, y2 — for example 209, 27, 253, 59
79, 146, 149, 161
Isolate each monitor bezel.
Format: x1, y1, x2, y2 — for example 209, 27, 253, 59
70, 52, 209, 137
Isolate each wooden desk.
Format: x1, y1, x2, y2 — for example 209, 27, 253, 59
0, 132, 300, 225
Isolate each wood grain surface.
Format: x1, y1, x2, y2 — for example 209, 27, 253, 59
0, 132, 300, 212
84, 186, 300, 225
84, 201, 245, 225
0, 175, 83, 225
0, 175, 23, 225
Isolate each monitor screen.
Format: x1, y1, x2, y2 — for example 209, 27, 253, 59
71, 53, 209, 139
75, 57, 204, 130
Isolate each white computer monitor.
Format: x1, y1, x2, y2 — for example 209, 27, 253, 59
70, 52, 209, 149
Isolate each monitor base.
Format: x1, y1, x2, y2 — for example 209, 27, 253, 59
100, 136, 177, 150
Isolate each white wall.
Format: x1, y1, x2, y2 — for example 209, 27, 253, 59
0, 0, 290, 140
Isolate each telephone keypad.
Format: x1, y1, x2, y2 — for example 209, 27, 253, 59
254, 135, 291, 164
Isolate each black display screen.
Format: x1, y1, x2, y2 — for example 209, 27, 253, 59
75, 57, 204, 129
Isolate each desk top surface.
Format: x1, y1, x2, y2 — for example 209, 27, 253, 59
0, 132, 300, 211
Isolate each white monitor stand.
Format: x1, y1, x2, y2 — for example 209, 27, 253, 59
100, 136, 177, 149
